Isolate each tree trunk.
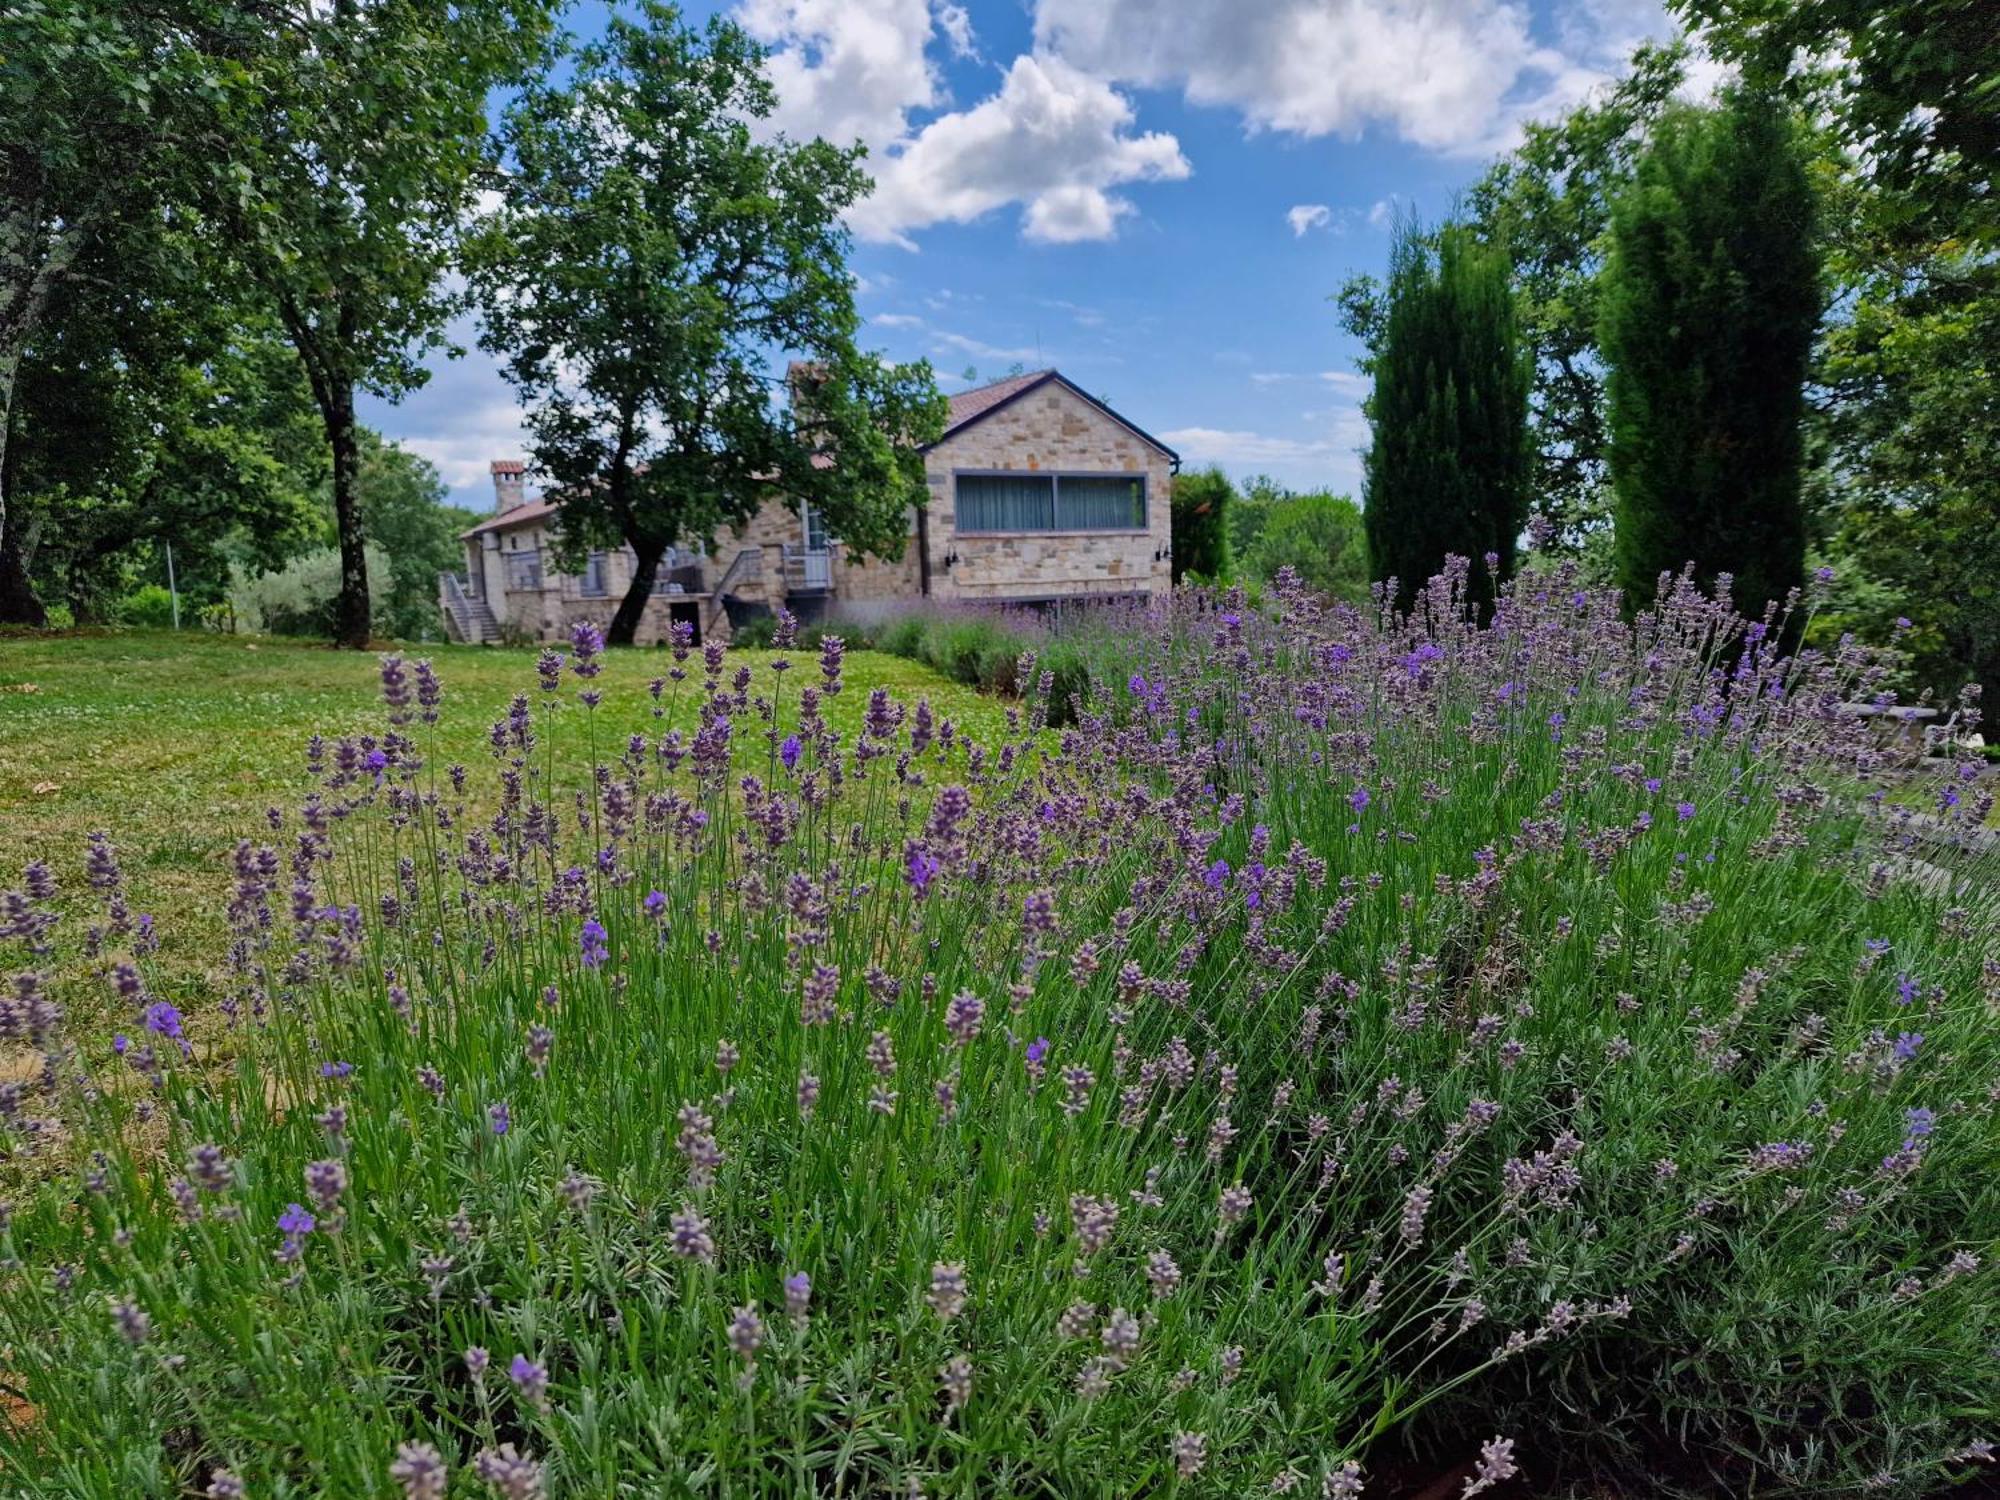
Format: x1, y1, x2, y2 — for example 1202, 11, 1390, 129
607, 535, 664, 647
325, 380, 372, 648
0, 509, 43, 625
0, 341, 18, 560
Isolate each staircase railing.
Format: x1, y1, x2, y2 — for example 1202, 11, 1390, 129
439, 572, 474, 639
704, 547, 763, 634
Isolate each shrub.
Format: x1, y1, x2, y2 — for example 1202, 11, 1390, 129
1, 568, 1993, 1497
1169, 466, 1234, 583
229, 545, 390, 638
118, 584, 178, 629
726, 612, 778, 648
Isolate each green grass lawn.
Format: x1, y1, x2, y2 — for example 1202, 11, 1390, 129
0, 628, 1007, 1013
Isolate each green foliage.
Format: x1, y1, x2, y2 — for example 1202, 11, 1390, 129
1225, 475, 1284, 563
197, 0, 557, 645
1363, 220, 1532, 614
229, 544, 391, 639
0, 0, 228, 561
117, 584, 177, 629
1235, 486, 1368, 603
1168, 467, 1234, 583
6, 222, 324, 622
1340, 48, 1689, 558
1601, 90, 1820, 619
1672, 0, 1998, 249
335, 432, 478, 641
465, 3, 945, 646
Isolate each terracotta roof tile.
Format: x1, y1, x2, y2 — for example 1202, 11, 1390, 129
460, 497, 558, 539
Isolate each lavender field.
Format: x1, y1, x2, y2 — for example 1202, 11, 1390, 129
2, 566, 1996, 1498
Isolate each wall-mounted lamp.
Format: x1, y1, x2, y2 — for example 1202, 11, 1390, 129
1153, 544, 1173, 565
943, 549, 960, 570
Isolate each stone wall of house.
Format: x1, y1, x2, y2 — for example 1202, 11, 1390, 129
452, 377, 1174, 644
476, 521, 708, 646
829, 534, 922, 604
921, 382, 1173, 605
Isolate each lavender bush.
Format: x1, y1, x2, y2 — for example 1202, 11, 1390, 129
2, 567, 1995, 1498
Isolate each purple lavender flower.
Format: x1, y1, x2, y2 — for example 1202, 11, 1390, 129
784, 1271, 812, 1323
489, 1100, 511, 1136
779, 734, 802, 771
472, 1444, 542, 1500
278, 1203, 316, 1237
389, 1441, 448, 1500
1894, 1031, 1924, 1061
509, 1352, 550, 1410
727, 1303, 765, 1365
569, 620, 604, 677
943, 991, 984, 1047
927, 1262, 968, 1320
1203, 858, 1230, 892
1025, 1036, 1050, 1066
1463, 1436, 1519, 1496
109, 1295, 151, 1344
579, 918, 609, 969
304, 1158, 346, 1214
1895, 972, 1919, 1006
1676, 801, 1697, 822
905, 846, 941, 894
670, 1206, 715, 1263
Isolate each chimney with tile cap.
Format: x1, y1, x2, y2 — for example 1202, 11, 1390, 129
490, 459, 527, 513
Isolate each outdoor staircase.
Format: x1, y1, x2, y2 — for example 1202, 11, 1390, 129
704, 548, 764, 638
439, 572, 502, 644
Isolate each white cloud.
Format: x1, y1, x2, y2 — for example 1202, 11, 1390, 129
1034, 0, 1670, 157
849, 54, 1190, 247
1320, 370, 1371, 399
872, 312, 925, 328
1367, 196, 1398, 229
1286, 202, 1332, 237
738, 0, 948, 150
930, 329, 1044, 363
1163, 426, 1341, 466
1163, 400, 1370, 494
1040, 297, 1106, 328
934, 1, 978, 59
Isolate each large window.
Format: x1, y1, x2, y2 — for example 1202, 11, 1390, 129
955, 472, 1146, 533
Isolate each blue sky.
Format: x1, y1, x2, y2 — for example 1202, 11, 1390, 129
366, 0, 1684, 512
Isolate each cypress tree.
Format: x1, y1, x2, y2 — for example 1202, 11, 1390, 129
1363, 219, 1532, 616
1600, 89, 1819, 618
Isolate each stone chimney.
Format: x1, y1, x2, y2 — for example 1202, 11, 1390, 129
490, 459, 527, 513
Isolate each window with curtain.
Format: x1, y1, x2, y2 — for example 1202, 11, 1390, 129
955, 473, 1147, 532
956, 473, 1055, 532
1056, 476, 1145, 530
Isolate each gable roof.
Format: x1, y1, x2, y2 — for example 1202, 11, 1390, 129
461, 496, 557, 539
928, 369, 1179, 463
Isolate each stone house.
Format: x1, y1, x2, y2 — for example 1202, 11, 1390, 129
439, 369, 1179, 645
